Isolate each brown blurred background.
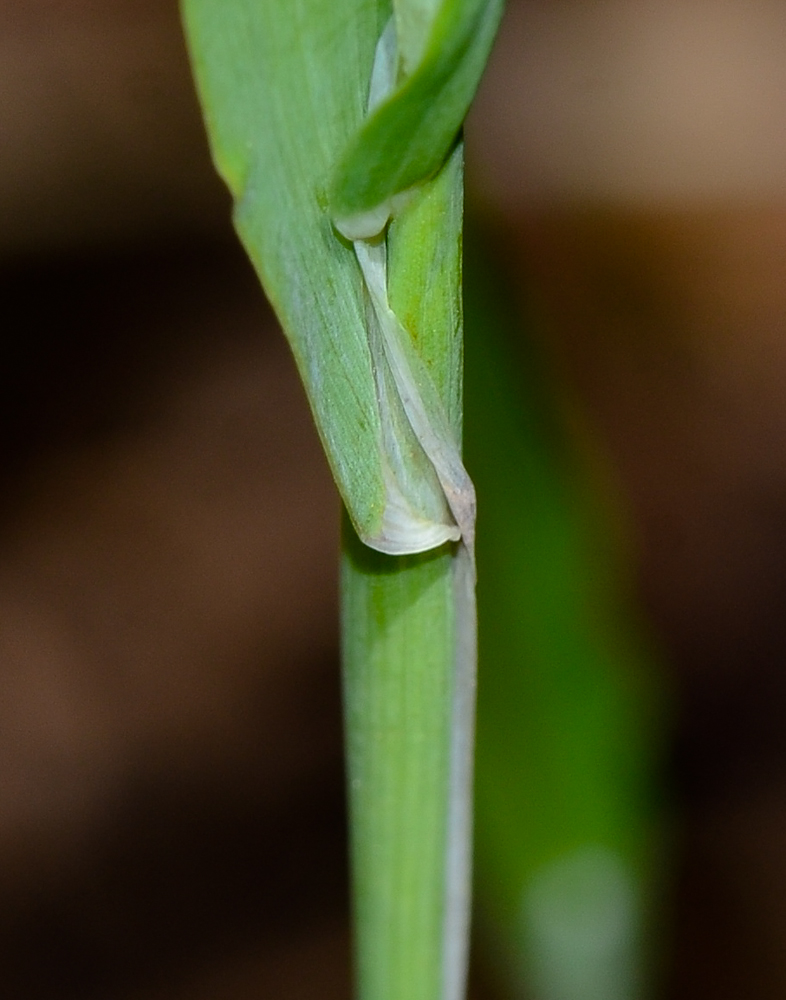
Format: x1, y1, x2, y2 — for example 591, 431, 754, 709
0, 3, 347, 996
2, 0, 786, 997
468, 3, 786, 997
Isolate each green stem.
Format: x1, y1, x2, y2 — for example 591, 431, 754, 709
342, 144, 474, 1000
342, 536, 458, 1000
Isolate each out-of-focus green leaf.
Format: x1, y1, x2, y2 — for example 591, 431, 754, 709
465, 238, 666, 1000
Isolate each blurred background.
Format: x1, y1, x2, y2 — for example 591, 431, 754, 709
2, 0, 786, 996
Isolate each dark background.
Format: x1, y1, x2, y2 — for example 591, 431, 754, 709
3, 1, 786, 996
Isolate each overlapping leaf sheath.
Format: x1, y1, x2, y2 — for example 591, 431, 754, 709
181, 4, 503, 999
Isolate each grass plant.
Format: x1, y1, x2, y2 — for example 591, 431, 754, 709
181, 4, 665, 999
181, 3, 502, 999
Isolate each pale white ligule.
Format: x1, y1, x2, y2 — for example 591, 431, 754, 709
332, 18, 421, 242
375, 479, 461, 554
354, 237, 476, 561
332, 19, 399, 242
361, 254, 461, 553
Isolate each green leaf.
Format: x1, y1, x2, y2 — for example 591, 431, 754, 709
182, 0, 395, 548
330, 0, 505, 235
